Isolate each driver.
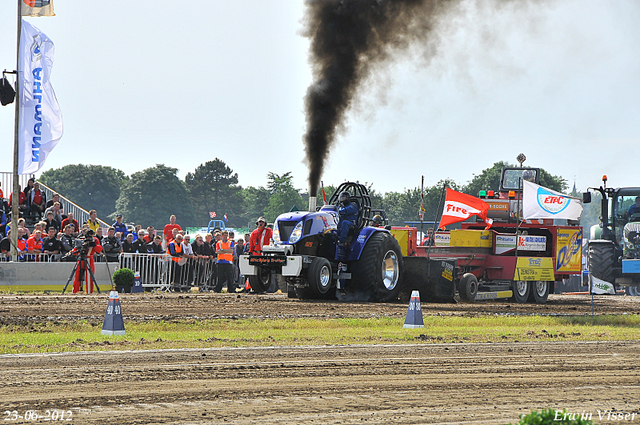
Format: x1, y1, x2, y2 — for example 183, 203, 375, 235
627, 196, 640, 218
337, 191, 358, 244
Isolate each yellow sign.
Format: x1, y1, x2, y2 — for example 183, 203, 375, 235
514, 257, 555, 281
555, 228, 582, 273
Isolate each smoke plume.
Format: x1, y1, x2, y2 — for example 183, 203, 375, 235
303, 0, 448, 195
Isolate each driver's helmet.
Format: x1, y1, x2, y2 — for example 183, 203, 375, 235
339, 191, 351, 202
372, 215, 383, 226
522, 169, 535, 182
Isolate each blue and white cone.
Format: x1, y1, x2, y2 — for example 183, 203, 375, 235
101, 291, 126, 335
403, 290, 424, 328
131, 271, 144, 293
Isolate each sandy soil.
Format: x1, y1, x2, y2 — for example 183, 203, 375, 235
1, 293, 639, 424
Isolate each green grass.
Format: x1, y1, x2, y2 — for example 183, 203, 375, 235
1, 314, 639, 354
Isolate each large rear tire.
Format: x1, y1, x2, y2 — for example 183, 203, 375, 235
512, 280, 530, 303
458, 273, 478, 303
587, 242, 615, 283
350, 232, 403, 302
248, 267, 270, 293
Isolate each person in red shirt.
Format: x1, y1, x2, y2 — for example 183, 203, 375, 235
72, 229, 103, 293
9, 185, 28, 216
28, 182, 46, 220
60, 211, 80, 236
249, 217, 273, 255
163, 215, 181, 244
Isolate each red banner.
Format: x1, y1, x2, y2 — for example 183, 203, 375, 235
439, 188, 493, 230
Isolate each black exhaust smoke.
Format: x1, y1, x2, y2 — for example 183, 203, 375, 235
303, 0, 448, 195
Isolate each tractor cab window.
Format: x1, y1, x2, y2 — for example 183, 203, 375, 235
611, 192, 640, 245
501, 168, 539, 191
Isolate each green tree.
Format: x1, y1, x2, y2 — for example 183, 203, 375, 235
115, 164, 195, 229
462, 161, 567, 195
39, 164, 127, 220
240, 186, 270, 228
263, 172, 305, 222
185, 159, 243, 227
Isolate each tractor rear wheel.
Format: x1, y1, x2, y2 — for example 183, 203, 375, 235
350, 232, 403, 302
512, 280, 530, 303
248, 267, 270, 293
458, 273, 478, 303
587, 242, 615, 284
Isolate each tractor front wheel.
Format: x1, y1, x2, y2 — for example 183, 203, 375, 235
248, 267, 270, 293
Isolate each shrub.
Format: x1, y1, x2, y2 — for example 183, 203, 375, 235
112, 268, 135, 291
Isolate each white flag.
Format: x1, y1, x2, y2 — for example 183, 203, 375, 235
522, 180, 582, 221
18, 20, 63, 174
21, 0, 56, 17
590, 275, 616, 295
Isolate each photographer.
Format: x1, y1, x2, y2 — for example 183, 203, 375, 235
102, 227, 122, 262
59, 224, 76, 258
71, 229, 103, 294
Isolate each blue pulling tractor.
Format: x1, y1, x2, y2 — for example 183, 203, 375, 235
239, 182, 403, 302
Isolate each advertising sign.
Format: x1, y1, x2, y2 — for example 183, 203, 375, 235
495, 234, 516, 254
517, 235, 547, 251
555, 228, 582, 273
514, 257, 555, 281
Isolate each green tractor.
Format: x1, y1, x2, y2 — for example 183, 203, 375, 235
583, 176, 640, 295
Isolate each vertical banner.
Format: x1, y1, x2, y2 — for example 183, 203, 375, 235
555, 228, 583, 273
21, 0, 56, 17
18, 20, 63, 174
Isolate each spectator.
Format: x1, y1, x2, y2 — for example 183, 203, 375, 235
132, 230, 147, 253
132, 225, 142, 241
23, 178, 35, 199
163, 215, 181, 244
102, 227, 122, 262
45, 192, 60, 209
17, 218, 31, 238
249, 217, 272, 255
42, 227, 61, 257
143, 226, 155, 244
43, 211, 59, 233
26, 229, 44, 255
112, 214, 128, 240
44, 201, 63, 225
215, 230, 236, 293
422, 228, 435, 246
235, 238, 245, 288
203, 232, 217, 288
0, 229, 12, 257
28, 182, 46, 220
122, 233, 136, 253
59, 224, 76, 258
86, 210, 100, 233
60, 212, 79, 236
243, 233, 251, 254
169, 227, 180, 243
147, 235, 164, 253
182, 234, 196, 287
167, 233, 186, 290
9, 185, 28, 217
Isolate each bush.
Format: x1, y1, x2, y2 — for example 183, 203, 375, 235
510, 409, 595, 425
112, 268, 135, 292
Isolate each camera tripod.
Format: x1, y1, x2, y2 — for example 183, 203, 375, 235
62, 253, 101, 294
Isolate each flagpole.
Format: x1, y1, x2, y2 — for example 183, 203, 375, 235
11, 0, 22, 262
419, 175, 424, 243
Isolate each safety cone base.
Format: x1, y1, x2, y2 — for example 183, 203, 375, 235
101, 291, 126, 336
404, 290, 424, 329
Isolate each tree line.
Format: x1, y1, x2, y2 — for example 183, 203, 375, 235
38, 160, 567, 229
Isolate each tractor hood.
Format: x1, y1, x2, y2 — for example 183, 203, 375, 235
273, 207, 338, 245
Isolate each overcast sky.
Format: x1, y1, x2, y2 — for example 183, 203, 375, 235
1, 0, 639, 196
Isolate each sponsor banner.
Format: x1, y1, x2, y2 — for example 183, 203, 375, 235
21, 0, 55, 17
523, 180, 583, 220
434, 232, 450, 246
514, 257, 555, 281
517, 235, 546, 251
18, 20, 63, 174
590, 275, 615, 295
556, 228, 582, 273
495, 234, 516, 254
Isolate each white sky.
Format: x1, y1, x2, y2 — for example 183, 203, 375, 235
1, 0, 639, 195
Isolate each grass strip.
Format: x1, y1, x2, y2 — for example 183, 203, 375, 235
0, 314, 639, 354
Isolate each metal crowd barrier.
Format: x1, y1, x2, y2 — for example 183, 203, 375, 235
118, 253, 220, 292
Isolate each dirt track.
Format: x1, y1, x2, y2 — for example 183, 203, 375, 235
1, 294, 639, 424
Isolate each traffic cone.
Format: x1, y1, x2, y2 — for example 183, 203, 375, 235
403, 290, 424, 328
131, 272, 144, 293
101, 291, 126, 335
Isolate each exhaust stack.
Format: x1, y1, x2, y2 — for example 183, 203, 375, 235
309, 196, 317, 212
